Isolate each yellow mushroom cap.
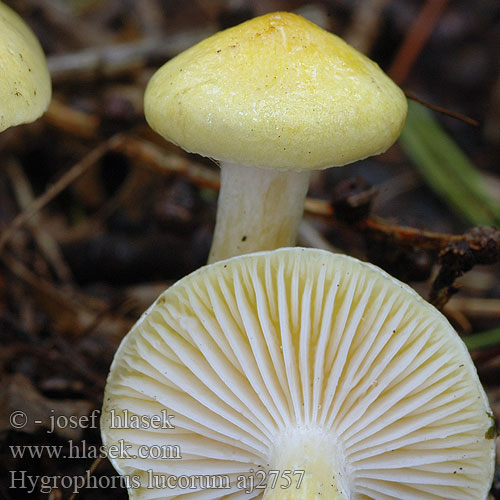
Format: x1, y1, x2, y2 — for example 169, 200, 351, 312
144, 12, 407, 171
0, 1, 52, 132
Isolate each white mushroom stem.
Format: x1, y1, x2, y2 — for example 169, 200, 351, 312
264, 429, 347, 500
208, 161, 311, 263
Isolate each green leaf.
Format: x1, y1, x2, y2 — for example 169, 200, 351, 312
399, 101, 500, 227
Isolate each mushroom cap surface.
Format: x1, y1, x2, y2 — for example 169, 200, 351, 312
0, 1, 51, 132
144, 12, 407, 171
102, 248, 494, 499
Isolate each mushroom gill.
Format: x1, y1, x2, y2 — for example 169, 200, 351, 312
102, 248, 494, 500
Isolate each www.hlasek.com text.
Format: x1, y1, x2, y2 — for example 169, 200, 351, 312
10, 439, 182, 460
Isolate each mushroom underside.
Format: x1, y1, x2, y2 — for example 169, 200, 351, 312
102, 248, 494, 500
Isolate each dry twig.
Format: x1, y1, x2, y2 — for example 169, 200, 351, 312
5, 158, 73, 282
388, 0, 450, 85
48, 29, 215, 83
0, 134, 126, 253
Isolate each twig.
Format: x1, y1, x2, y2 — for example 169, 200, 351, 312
389, 0, 450, 85
1, 250, 107, 334
0, 134, 125, 254
119, 137, 220, 189
404, 90, 479, 126
360, 216, 463, 251
304, 198, 332, 218
44, 98, 100, 139
387, 0, 478, 126
89, 167, 156, 230
428, 227, 500, 309
364, 217, 500, 309
1, 343, 103, 400
5, 159, 73, 282
47, 29, 216, 83
304, 185, 500, 310
446, 297, 500, 319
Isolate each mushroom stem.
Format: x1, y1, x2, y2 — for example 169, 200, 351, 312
208, 161, 310, 263
264, 430, 347, 500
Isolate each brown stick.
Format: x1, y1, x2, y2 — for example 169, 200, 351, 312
0, 134, 125, 253
360, 216, 462, 251
5, 159, 73, 282
44, 98, 100, 139
47, 29, 215, 83
404, 90, 479, 126
388, 0, 450, 85
119, 137, 220, 190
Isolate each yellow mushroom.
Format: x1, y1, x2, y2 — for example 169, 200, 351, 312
0, 0, 51, 132
102, 248, 494, 500
144, 12, 407, 262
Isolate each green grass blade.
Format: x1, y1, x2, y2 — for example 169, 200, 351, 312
399, 101, 500, 227
463, 328, 500, 351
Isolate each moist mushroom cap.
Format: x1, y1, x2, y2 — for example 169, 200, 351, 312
144, 11, 407, 171
0, 1, 52, 132
102, 248, 494, 499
